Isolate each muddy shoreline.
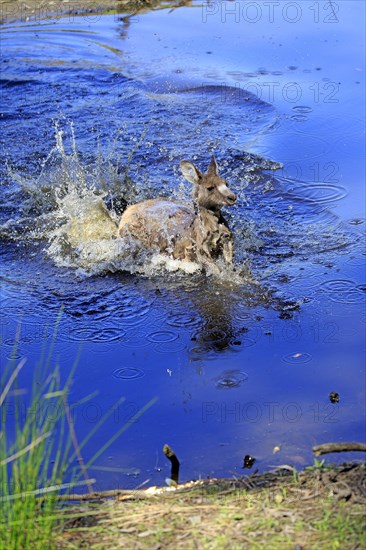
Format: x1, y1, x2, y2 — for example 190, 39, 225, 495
58, 461, 366, 548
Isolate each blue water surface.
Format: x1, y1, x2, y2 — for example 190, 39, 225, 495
0, 0, 365, 491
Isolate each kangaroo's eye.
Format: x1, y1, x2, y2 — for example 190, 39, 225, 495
207, 186, 215, 191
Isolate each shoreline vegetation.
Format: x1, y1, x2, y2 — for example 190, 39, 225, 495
0, 328, 160, 549
57, 461, 365, 549
1, 351, 365, 549
0, 0, 197, 24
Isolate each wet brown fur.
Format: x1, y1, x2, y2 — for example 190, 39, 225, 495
117, 157, 236, 270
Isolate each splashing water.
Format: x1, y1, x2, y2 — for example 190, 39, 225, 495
2, 118, 358, 285
0, 39, 355, 283
3, 121, 285, 279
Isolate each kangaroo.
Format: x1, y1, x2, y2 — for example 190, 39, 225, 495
117, 157, 237, 271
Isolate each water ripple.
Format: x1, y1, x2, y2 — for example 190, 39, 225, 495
275, 180, 348, 205
64, 325, 126, 342
112, 367, 145, 380
290, 114, 308, 122
167, 312, 202, 329
320, 279, 366, 304
108, 293, 153, 325
292, 106, 313, 114
282, 352, 313, 364
215, 370, 248, 389
147, 330, 178, 343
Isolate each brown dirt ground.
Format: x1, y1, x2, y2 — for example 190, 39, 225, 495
57, 462, 366, 549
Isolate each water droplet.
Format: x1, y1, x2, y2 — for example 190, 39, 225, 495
282, 352, 312, 364
292, 106, 313, 114
290, 114, 308, 122
348, 218, 364, 226
215, 370, 248, 389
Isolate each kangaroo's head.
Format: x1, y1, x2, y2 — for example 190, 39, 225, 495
180, 157, 237, 212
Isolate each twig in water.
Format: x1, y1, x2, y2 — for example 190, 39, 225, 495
313, 442, 366, 456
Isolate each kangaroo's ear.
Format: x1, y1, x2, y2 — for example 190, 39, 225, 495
180, 161, 203, 184
207, 156, 218, 177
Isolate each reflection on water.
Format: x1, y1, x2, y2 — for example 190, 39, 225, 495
1, 4, 365, 489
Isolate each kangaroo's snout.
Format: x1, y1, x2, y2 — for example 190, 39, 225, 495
225, 192, 236, 206
216, 182, 236, 207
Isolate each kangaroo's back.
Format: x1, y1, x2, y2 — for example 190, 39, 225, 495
118, 198, 195, 250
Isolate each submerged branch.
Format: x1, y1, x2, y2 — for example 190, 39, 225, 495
313, 442, 366, 456
0, 479, 95, 502
57, 489, 141, 501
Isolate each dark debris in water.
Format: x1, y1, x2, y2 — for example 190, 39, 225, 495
329, 392, 340, 404
242, 455, 256, 469
272, 294, 301, 320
